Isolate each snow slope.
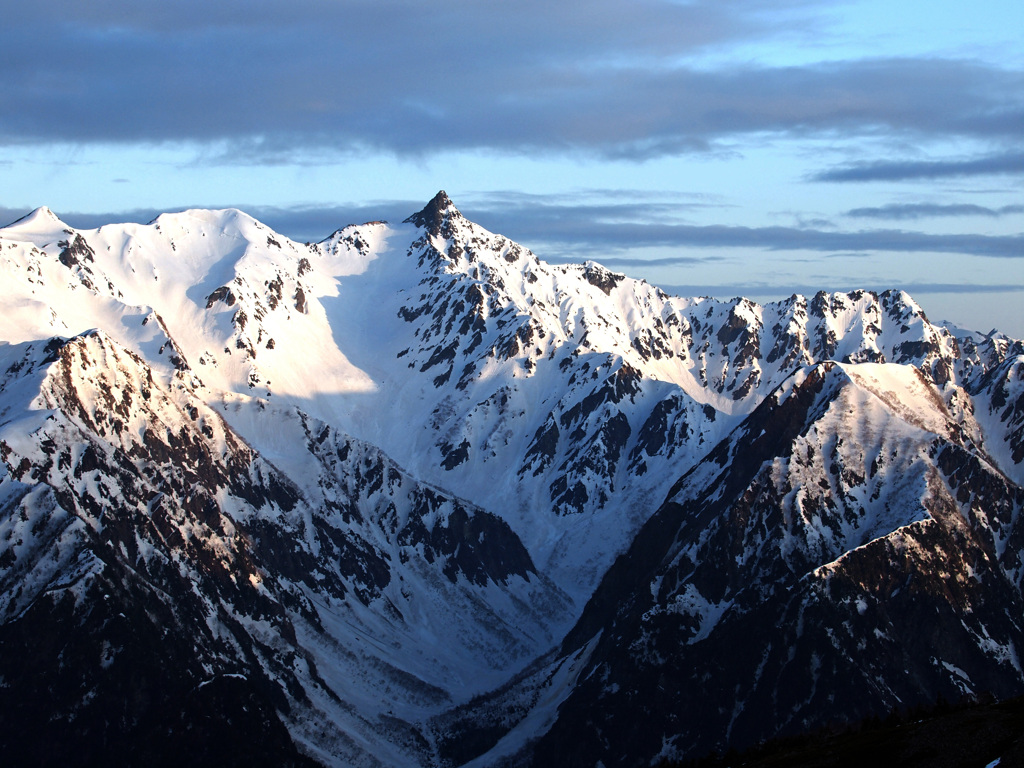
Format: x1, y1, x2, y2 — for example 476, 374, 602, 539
1, 192, 1022, 766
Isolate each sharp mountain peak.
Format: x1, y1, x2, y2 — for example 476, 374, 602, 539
403, 189, 461, 234
1, 191, 1023, 768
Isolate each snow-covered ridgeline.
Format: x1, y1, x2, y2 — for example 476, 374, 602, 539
1, 192, 1023, 767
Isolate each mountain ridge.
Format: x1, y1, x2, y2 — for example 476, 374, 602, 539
1, 193, 1022, 766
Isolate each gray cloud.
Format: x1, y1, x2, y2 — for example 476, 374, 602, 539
460, 194, 726, 240
654, 281, 1024, 301
1, 201, 422, 244
890, 283, 1024, 294
814, 151, 1024, 182
0, 1, 1020, 162
0, 207, 33, 228
241, 202, 424, 241
574, 223, 1023, 258
3, 0, 789, 48
451, 192, 1023, 260
846, 202, 1024, 219
546, 254, 710, 268
0, 205, 172, 231
10, 192, 1021, 262
469, 201, 1024, 259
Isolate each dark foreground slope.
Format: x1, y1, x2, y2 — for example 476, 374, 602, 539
672, 694, 1024, 768
2, 196, 1024, 767
0, 335, 318, 765
468, 363, 1024, 767
0, 332, 552, 767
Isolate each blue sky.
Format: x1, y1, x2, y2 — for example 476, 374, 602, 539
2, 0, 1021, 335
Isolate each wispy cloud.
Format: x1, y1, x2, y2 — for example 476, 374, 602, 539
0, 1, 1020, 163
892, 282, 1024, 294
240, 202, 423, 240
2, 201, 424, 243
546, 254, 710, 268
30, 192, 1022, 261
813, 151, 1024, 182
451, 192, 1023, 260
654, 281, 1024, 301
497, 219, 1024, 260
846, 202, 1024, 219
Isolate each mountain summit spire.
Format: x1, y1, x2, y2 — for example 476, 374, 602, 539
404, 190, 459, 235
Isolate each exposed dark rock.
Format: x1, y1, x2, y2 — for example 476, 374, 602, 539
631, 395, 688, 463
404, 190, 457, 236
529, 363, 1024, 767
523, 417, 560, 475
56, 234, 95, 269
205, 286, 236, 308
440, 438, 471, 470
582, 263, 624, 295
399, 499, 535, 587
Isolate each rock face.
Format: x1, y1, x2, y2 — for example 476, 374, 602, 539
0, 195, 1022, 767
528, 363, 1024, 766
0, 331, 561, 766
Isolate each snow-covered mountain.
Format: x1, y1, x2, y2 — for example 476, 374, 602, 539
1, 192, 1022, 766
512, 362, 1024, 766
